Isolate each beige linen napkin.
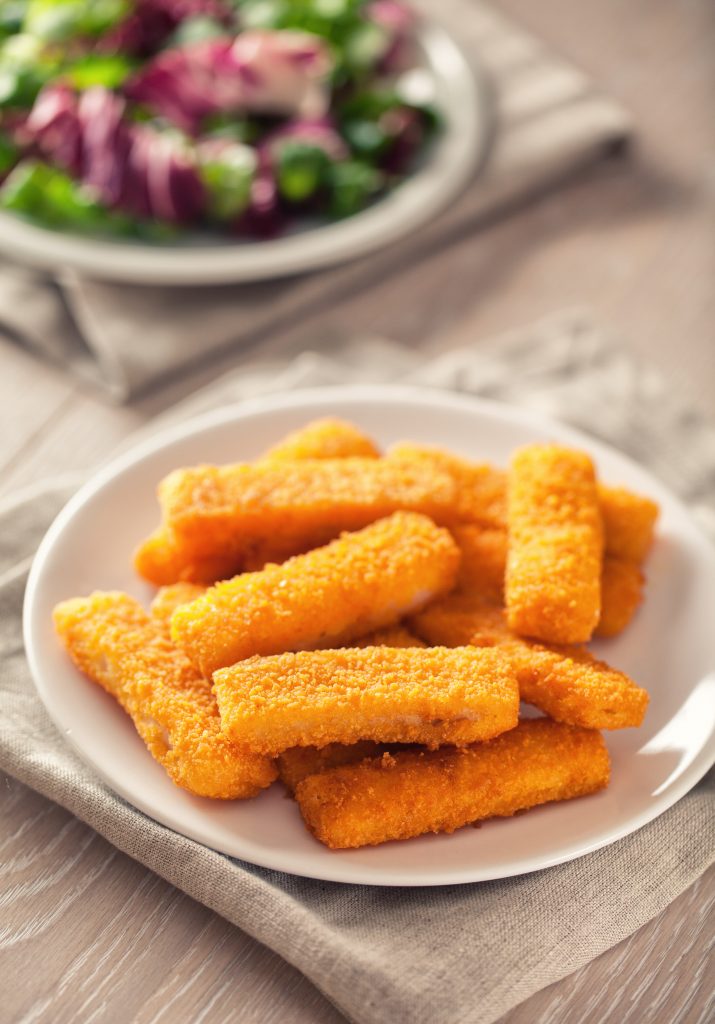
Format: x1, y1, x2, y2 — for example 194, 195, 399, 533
0, 1, 631, 401
1, 311, 713, 1024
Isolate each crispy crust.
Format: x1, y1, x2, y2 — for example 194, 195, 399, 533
410, 593, 648, 729
594, 557, 645, 637
171, 512, 459, 676
213, 646, 520, 756
506, 445, 603, 644
262, 418, 380, 460
53, 592, 277, 799
296, 718, 610, 849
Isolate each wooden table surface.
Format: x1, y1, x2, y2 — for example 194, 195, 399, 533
2, 0, 713, 1021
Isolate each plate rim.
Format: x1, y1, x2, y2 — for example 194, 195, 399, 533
23, 384, 715, 886
0, 22, 492, 285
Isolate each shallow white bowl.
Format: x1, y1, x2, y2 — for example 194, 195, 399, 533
0, 24, 490, 285
23, 387, 715, 886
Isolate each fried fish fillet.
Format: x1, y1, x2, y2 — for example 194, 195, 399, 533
506, 444, 603, 644
53, 592, 276, 799
134, 455, 470, 585
262, 418, 380, 461
296, 718, 610, 849
410, 593, 648, 729
171, 512, 459, 676
213, 646, 520, 756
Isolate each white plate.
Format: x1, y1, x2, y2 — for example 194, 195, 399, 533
23, 387, 715, 886
0, 24, 490, 285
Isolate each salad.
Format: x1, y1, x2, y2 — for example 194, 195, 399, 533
0, 0, 440, 240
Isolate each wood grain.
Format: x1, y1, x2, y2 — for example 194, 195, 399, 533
0, 0, 713, 1021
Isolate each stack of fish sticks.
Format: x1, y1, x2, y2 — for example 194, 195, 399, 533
54, 417, 658, 850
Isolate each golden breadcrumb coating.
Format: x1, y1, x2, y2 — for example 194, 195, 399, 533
53, 592, 276, 799
351, 624, 426, 648
213, 646, 520, 756
277, 741, 388, 794
387, 442, 507, 526
262, 418, 380, 461
598, 485, 659, 562
594, 557, 645, 638
150, 582, 206, 630
410, 593, 648, 729
171, 512, 459, 676
296, 718, 610, 849
451, 524, 507, 603
506, 444, 603, 644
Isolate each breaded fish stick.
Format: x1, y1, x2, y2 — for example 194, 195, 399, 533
135, 456, 465, 585
594, 557, 645, 638
277, 741, 388, 794
296, 719, 610, 849
410, 593, 648, 729
506, 444, 603, 644
262, 418, 380, 461
172, 512, 459, 676
213, 646, 520, 755
53, 592, 277, 799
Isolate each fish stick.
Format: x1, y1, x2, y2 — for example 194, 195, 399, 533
506, 444, 603, 644
296, 718, 610, 849
150, 582, 206, 629
598, 485, 659, 562
134, 456, 466, 585
277, 741, 389, 794
262, 418, 380, 461
410, 593, 648, 729
213, 646, 520, 755
594, 557, 645, 638
172, 512, 459, 676
53, 592, 277, 799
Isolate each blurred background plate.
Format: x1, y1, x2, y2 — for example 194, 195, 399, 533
0, 23, 491, 286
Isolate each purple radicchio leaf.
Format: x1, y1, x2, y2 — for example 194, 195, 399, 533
125, 30, 333, 135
